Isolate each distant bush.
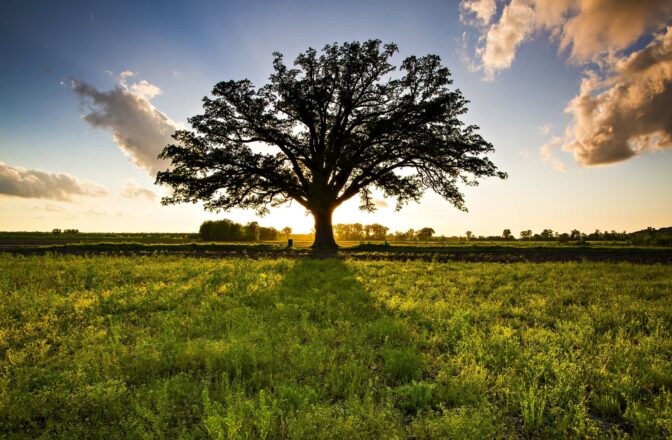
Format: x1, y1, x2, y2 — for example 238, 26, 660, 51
627, 227, 672, 246
199, 219, 279, 242
259, 226, 280, 240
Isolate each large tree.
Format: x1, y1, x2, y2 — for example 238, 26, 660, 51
156, 40, 506, 248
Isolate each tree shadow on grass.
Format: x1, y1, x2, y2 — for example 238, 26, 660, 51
199, 257, 434, 438
236, 258, 424, 389
198, 258, 504, 438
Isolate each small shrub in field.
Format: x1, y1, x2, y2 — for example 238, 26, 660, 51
383, 348, 425, 385
392, 381, 435, 414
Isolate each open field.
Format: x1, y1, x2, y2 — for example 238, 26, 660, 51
1, 255, 671, 438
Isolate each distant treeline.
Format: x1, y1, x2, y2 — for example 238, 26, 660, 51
199, 220, 290, 242
198, 220, 672, 244
335, 224, 435, 241
334, 224, 672, 245
26, 223, 671, 245
514, 227, 671, 245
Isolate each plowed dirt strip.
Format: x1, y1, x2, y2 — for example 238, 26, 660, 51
2, 247, 671, 263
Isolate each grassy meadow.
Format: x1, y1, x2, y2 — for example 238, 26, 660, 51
1, 255, 671, 438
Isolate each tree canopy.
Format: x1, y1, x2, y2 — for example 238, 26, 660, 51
156, 39, 506, 248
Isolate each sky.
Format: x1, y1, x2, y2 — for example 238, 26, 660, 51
0, 0, 671, 236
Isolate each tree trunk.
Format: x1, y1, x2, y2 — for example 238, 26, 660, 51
311, 208, 338, 249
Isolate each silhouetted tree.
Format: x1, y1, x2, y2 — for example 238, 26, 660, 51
465, 231, 473, 241
365, 223, 389, 240
364, 224, 374, 239
334, 223, 366, 241
335, 222, 390, 241
393, 230, 407, 241
519, 230, 532, 240
588, 229, 603, 240
157, 40, 506, 248
244, 222, 261, 241
334, 224, 350, 240
200, 219, 245, 241
282, 226, 292, 239
259, 226, 279, 240
502, 229, 512, 240
417, 227, 435, 240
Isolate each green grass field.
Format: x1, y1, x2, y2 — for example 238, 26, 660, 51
1, 255, 671, 438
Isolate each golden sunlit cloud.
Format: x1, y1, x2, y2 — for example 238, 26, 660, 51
561, 27, 672, 165
461, 0, 672, 167
461, 0, 672, 78
478, 0, 535, 80
0, 161, 107, 201
460, 0, 497, 25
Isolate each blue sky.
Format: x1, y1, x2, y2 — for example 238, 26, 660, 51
1, 0, 670, 235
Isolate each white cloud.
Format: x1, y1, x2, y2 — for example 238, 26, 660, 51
479, 0, 535, 80
0, 162, 107, 201
538, 123, 552, 135
71, 73, 178, 176
129, 80, 162, 100
461, 0, 497, 25
539, 135, 567, 171
121, 179, 156, 200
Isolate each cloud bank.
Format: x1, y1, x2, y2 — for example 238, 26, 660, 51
462, 0, 672, 77
460, 0, 672, 166
0, 162, 107, 201
71, 72, 177, 176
